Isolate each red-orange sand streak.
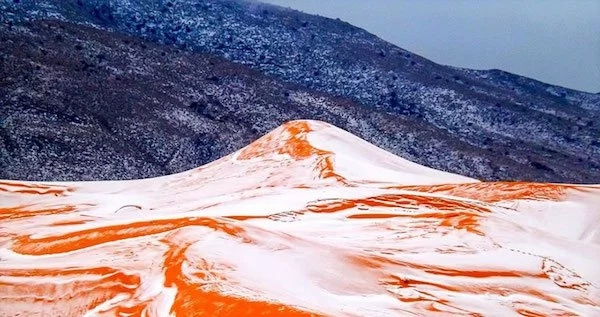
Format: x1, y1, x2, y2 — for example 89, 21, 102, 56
308, 194, 490, 214
0, 267, 140, 316
307, 194, 489, 234
161, 239, 323, 316
394, 182, 578, 203
238, 121, 346, 183
50, 219, 90, 226
0, 205, 77, 220
12, 217, 249, 256
0, 181, 72, 196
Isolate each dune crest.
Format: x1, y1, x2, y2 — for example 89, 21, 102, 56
1, 120, 598, 316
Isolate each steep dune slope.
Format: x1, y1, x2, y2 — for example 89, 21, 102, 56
1, 120, 598, 316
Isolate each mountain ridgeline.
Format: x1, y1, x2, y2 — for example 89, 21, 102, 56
1, 0, 599, 182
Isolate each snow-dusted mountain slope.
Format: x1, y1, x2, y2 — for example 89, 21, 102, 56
1, 120, 599, 316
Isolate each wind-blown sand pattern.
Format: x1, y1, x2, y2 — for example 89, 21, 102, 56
1, 120, 598, 316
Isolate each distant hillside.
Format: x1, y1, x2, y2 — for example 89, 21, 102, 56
1, 0, 599, 182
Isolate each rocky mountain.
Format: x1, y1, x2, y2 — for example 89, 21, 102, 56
1, 120, 599, 316
1, 0, 599, 182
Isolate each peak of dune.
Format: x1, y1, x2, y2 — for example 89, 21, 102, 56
228, 120, 475, 186
1, 121, 599, 316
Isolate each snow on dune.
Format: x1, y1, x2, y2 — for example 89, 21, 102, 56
0, 120, 598, 316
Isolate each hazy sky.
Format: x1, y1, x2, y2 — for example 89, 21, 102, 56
261, 0, 600, 93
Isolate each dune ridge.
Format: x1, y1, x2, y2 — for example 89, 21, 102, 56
1, 120, 598, 316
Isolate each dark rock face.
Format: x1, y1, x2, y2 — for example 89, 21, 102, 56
1, 0, 599, 182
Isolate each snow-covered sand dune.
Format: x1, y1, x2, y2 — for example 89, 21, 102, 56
1, 120, 598, 316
